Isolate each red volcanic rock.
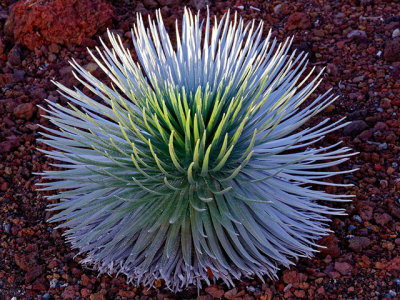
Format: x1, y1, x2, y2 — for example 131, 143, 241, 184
334, 262, 352, 275
0, 74, 14, 85
384, 38, 400, 62
81, 289, 92, 298
348, 237, 371, 253
374, 213, 392, 226
15, 253, 37, 271
91, 293, 106, 300
0, 36, 4, 56
285, 12, 311, 31
343, 120, 368, 137
61, 285, 76, 299
14, 102, 36, 120
0, 135, 20, 153
318, 234, 340, 258
25, 265, 43, 283
32, 277, 48, 292
282, 270, 308, 288
356, 201, 374, 221
386, 256, 400, 271
205, 286, 225, 298
5, 0, 115, 50
392, 98, 400, 106
80, 274, 92, 287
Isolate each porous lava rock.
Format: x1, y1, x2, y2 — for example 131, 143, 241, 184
285, 12, 311, 31
318, 234, 340, 258
384, 38, 400, 62
4, 0, 115, 50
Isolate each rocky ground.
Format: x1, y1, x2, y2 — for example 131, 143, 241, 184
1, 0, 400, 299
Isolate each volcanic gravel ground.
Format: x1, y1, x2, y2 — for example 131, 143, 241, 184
1, 0, 400, 299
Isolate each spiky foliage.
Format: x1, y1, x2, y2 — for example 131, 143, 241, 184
38, 9, 355, 292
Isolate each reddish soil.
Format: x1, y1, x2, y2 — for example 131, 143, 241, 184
1, 0, 400, 299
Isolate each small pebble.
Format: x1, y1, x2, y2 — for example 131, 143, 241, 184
246, 286, 256, 292
348, 225, 357, 231
273, 4, 282, 14
347, 29, 367, 40
3, 223, 11, 234
378, 142, 388, 150
283, 283, 292, 292
48, 53, 57, 62
13, 69, 25, 81
50, 278, 58, 289
43, 294, 51, 300
249, 6, 260, 11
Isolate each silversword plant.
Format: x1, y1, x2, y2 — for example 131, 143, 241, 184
39, 8, 356, 292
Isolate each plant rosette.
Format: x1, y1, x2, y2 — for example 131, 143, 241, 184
38, 8, 357, 292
